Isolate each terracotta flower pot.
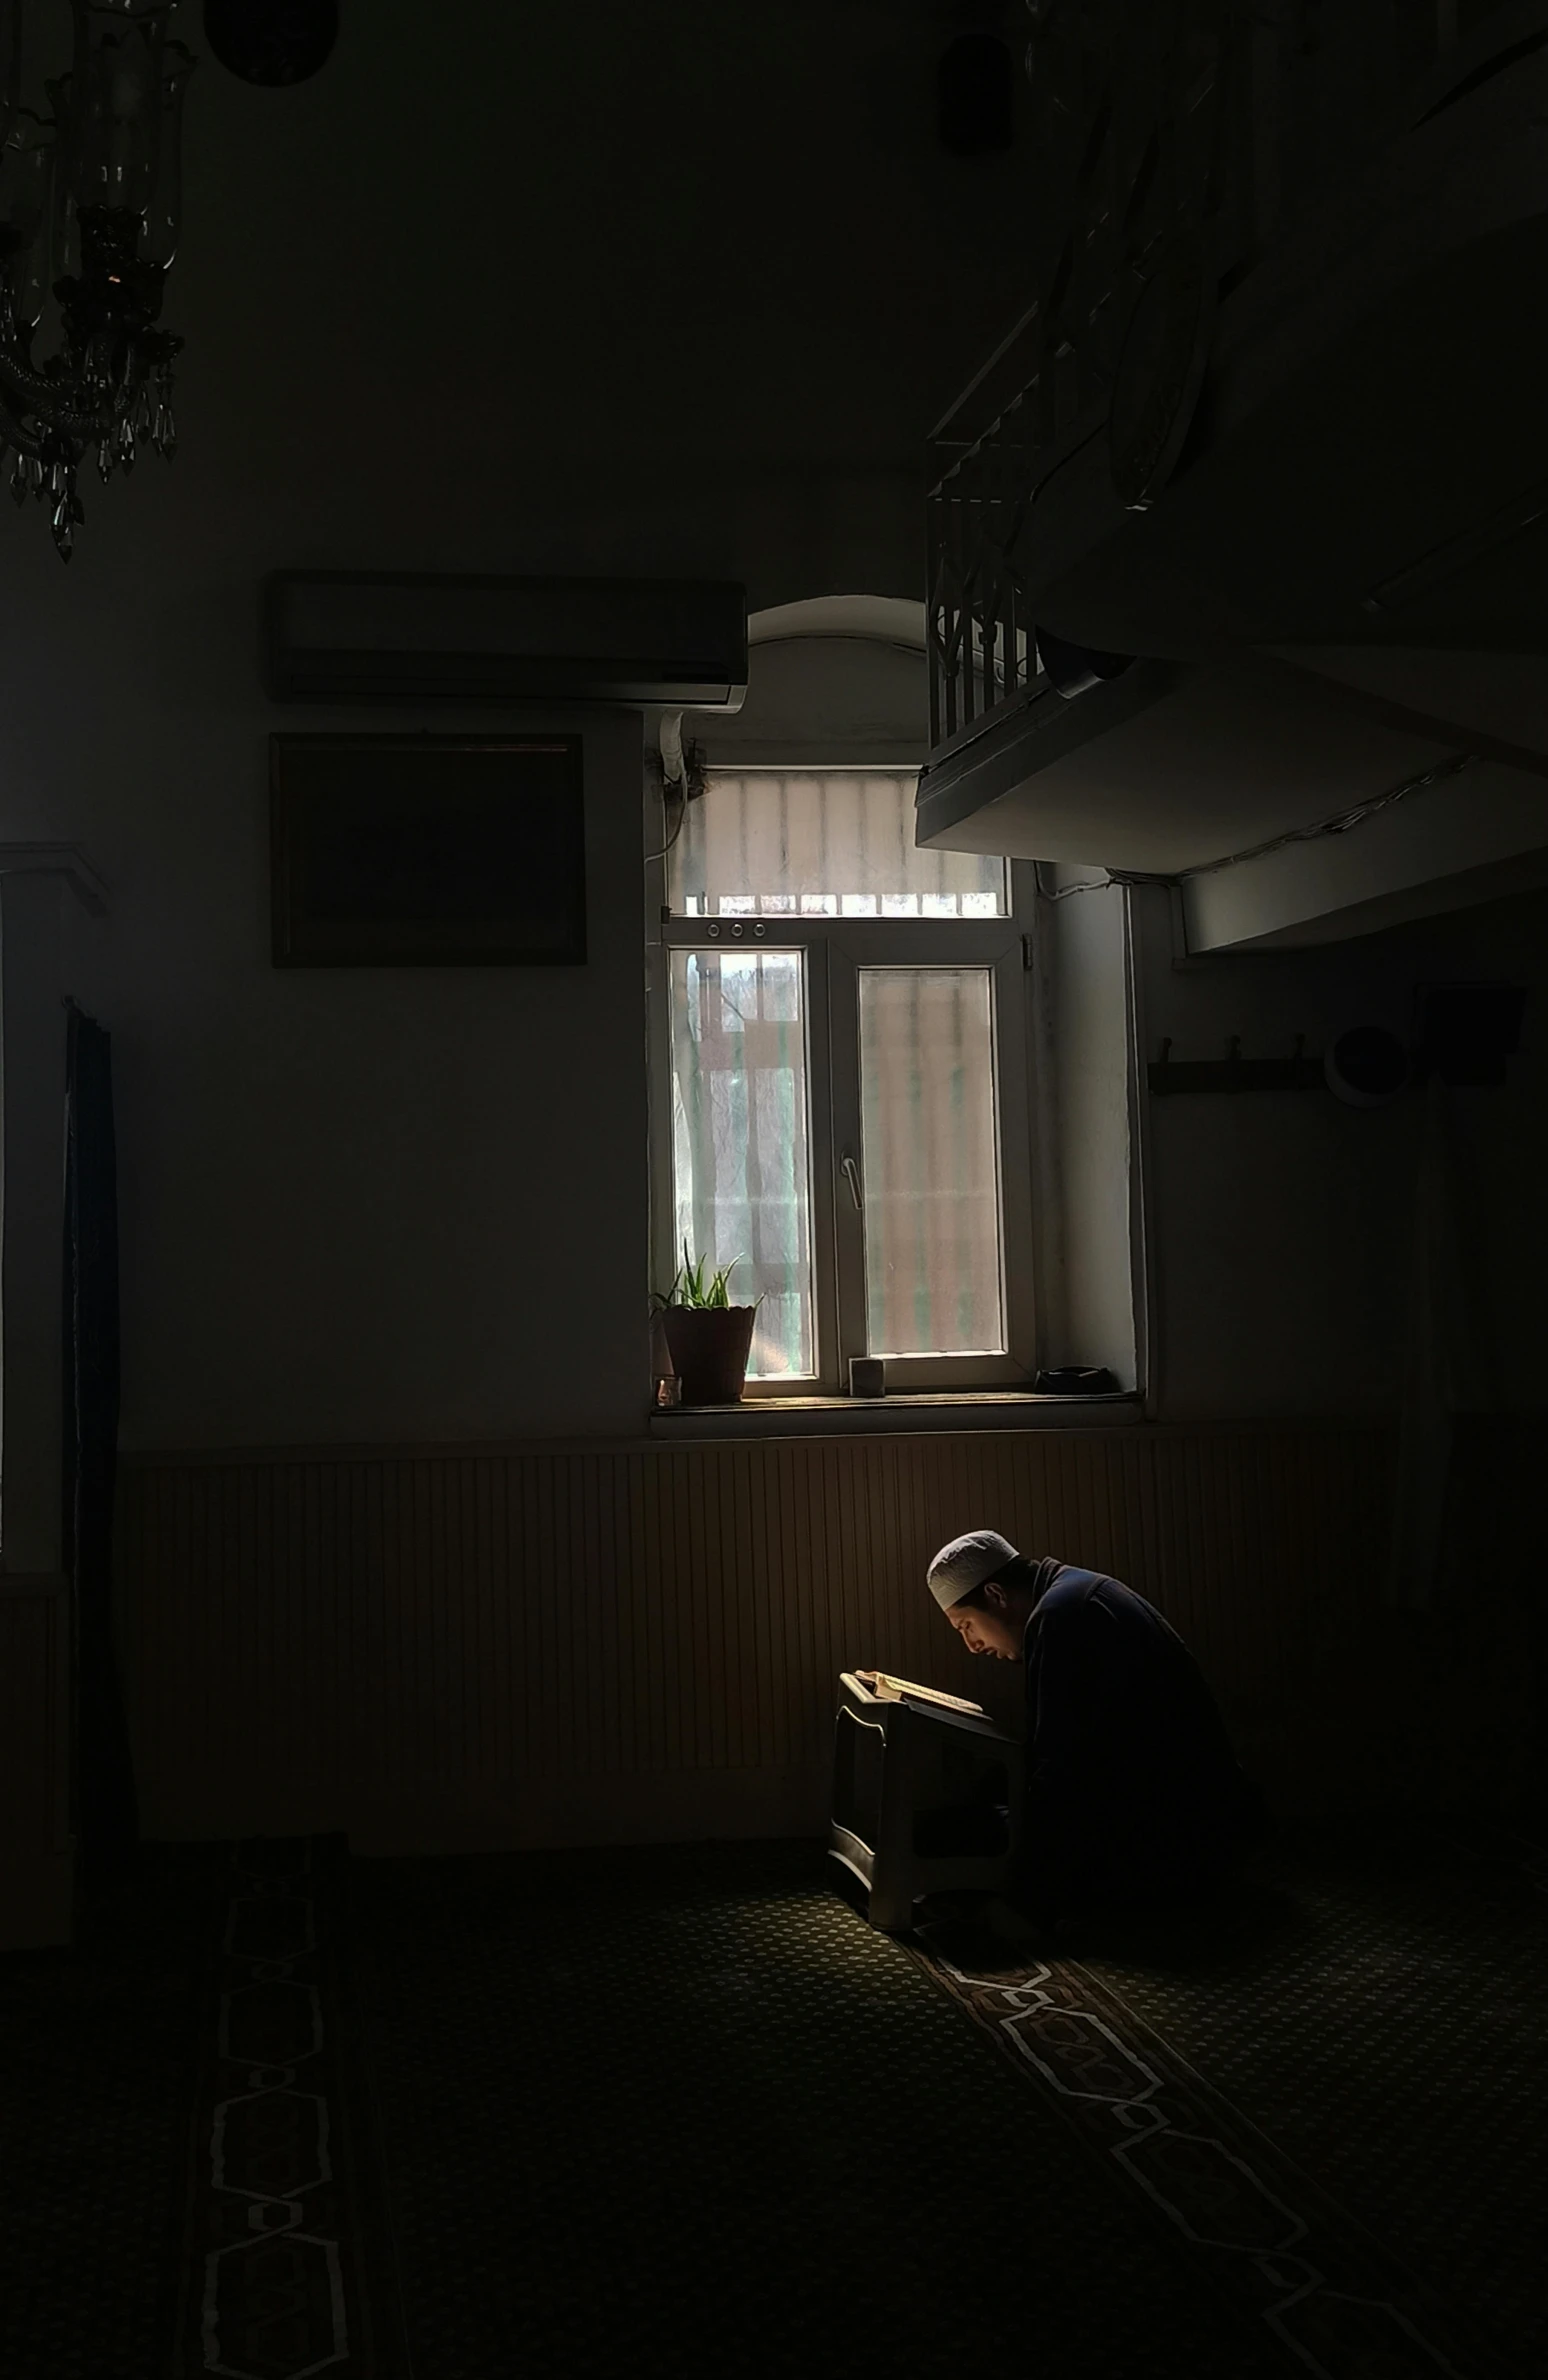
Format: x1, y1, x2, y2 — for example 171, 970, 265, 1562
661, 1305, 757, 1405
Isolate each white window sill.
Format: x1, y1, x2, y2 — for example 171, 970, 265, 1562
648, 1391, 1142, 1440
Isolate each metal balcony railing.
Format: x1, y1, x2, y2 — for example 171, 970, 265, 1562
925, 0, 1531, 758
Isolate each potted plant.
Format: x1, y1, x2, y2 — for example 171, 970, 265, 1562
654, 1245, 759, 1406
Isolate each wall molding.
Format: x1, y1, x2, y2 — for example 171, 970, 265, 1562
0, 843, 107, 913
119, 1415, 1383, 1467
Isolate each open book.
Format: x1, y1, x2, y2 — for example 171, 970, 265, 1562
854, 1670, 988, 1720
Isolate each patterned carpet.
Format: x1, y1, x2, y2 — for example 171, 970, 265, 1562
349, 1840, 1285, 2379
0, 1843, 216, 2380
1, 1822, 1543, 2380
911, 1819, 1547, 2380
165, 1835, 411, 2380
0, 1838, 410, 2380
1069, 1820, 1548, 2376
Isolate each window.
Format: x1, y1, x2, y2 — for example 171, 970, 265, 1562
650, 769, 1036, 1393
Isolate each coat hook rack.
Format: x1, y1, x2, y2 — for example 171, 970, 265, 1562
1148, 1034, 1325, 1095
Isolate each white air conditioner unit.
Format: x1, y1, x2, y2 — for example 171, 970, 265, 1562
266, 572, 748, 709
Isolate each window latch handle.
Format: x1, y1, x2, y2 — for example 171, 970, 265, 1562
841, 1154, 864, 1212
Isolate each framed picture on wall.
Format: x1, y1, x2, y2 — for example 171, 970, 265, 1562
270, 734, 586, 966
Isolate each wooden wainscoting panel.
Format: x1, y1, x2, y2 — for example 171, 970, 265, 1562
119, 1426, 1393, 1849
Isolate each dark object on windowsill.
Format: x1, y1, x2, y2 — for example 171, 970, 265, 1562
849, 1357, 886, 1398
1034, 1367, 1119, 1396
205, 0, 339, 86
1414, 982, 1526, 1087
660, 1307, 756, 1406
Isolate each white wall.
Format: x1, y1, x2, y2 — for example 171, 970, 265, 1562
0, 2, 1036, 1452
63, 708, 649, 1450
6, 3, 1540, 1451
1028, 871, 1141, 1390
1135, 878, 1548, 1419
698, 631, 929, 769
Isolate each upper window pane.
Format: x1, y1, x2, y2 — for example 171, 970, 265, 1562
669, 770, 1006, 917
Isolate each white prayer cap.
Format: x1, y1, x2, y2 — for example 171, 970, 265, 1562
927, 1528, 1021, 1611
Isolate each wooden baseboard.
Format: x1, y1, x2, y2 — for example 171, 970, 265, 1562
0, 1845, 74, 1947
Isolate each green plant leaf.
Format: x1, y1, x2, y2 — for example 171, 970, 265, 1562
660, 1246, 756, 1309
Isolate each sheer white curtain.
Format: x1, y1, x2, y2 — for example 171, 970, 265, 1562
669, 949, 813, 1376
859, 967, 1005, 1357
671, 771, 1004, 918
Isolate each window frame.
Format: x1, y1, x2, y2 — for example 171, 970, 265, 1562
646, 781, 1040, 1398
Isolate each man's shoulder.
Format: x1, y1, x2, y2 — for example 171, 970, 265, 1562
1034, 1566, 1147, 1628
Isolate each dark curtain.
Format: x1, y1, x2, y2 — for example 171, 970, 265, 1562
63, 1002, 139, 1883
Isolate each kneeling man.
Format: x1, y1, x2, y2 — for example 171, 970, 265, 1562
929, 1530, 1267, 1926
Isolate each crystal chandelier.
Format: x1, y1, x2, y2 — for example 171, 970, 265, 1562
0, 2, 194, 560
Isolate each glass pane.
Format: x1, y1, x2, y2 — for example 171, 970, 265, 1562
670, 771, 1005, 918
668, 949, 815, 1378
858, 967, 1006, 1357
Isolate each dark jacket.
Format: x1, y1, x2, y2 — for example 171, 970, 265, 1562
1017, 1560, 1267, 1920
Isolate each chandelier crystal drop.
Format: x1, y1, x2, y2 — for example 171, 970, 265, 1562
0, 1, 195, 561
